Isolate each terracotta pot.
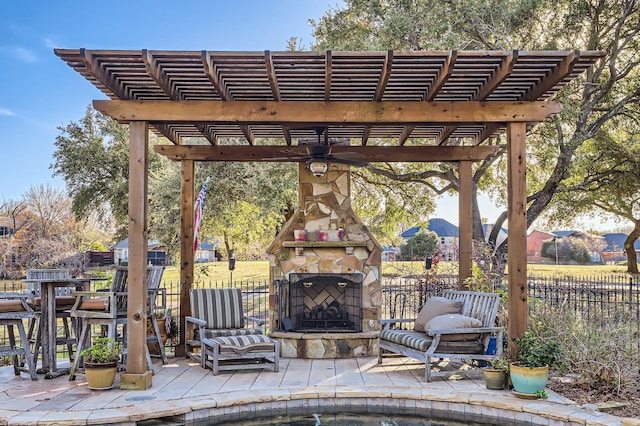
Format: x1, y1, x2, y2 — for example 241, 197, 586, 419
84, 361, 118, 390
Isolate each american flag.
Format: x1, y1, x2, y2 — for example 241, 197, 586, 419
194, 177, 210, 256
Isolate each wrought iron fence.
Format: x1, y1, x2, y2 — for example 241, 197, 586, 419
2, 273, 639, 358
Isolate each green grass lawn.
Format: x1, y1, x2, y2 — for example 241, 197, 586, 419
156, 260, 632, 283
161, 261, 270, 283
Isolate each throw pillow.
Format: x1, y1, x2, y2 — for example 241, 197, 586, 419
425, 313, 483, 341
425, 313, 482, 330
413, 297, 462, 332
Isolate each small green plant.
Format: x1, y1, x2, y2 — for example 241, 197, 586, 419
490, 355, 510, 372
515, 330, 561, 368
80, 337, 122, 363
534, 390, 548, 399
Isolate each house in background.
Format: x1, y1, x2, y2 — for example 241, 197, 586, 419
0, 215, 14, 237
381, 246, 401, 262
195, 238, 222, 263
602, 233, 640, 263
112, 238, 168, 266
527, 230, 556, 263
400, 218, 460, 261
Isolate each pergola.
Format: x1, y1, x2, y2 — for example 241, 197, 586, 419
56, 48, 603, 389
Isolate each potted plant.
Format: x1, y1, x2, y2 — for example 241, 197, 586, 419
509, 330, 561, 397
80, 337, 122, 390
482, 355, 509, 390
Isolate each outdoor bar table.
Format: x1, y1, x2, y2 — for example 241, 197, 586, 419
23, 277, 106, 379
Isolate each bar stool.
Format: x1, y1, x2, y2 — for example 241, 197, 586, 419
68, 266, 165, 380
0, 292, 38, 380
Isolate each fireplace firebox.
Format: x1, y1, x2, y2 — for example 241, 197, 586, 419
287, 273, 362, 333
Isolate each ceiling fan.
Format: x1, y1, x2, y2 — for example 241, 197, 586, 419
280, 127, 368, 177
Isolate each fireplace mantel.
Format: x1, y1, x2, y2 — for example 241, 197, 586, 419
283, 240, 367, 255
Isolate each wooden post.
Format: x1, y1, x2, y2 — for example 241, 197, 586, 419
458, 161, 473, 288
176, 160, 195, 357
507, 122, 528, 357
121, 121, 152, 389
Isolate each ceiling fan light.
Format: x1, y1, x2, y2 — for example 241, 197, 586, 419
308, 161, 328, 177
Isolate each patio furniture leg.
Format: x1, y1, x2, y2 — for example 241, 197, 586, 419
17, 321, 37, 380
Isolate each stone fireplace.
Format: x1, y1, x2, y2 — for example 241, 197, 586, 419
267, 160, 382, 359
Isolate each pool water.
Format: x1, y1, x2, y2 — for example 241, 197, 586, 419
204, 413, 496, 425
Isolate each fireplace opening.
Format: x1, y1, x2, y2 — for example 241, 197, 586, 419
287, 273, 363, 333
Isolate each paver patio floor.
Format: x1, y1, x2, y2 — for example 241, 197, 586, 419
0, 355, 633, 425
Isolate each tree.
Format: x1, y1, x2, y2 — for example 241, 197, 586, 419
149, 153, 300, 261
551, 120, 640, 272
400, 229, 439, 260
52, 107, 162, 240
311, 0, 640, 271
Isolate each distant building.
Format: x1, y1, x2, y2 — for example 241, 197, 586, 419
602, 233, 640, 263
196, 238, 222, 263
381, 246, 401, 262
112, 238, 167, 266
0, 215, 14, 237
400, 218, 459, 261
527, 230, 556, 263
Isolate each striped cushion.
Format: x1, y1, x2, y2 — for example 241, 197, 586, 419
380, 329, 484, 354
202, 328, 261, 339
209, 335, 275, 356
380, 329, 433, 352
191, 288, 245, 329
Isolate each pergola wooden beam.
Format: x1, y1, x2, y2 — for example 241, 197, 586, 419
154, 144, 501, 162
94, 100, 561, 124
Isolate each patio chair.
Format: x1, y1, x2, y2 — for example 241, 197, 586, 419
185, 288, 264, 365
24, 269, 77, 367
0, 292, 38, 380
68, 266, 165, 380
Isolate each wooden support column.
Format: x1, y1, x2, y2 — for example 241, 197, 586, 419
507, 122, 528, 357
176, 160, 195, 357
121, 121, 152, 390
458, 161, 473, 288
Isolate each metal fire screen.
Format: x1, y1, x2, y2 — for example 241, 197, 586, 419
288, 273, 363, 333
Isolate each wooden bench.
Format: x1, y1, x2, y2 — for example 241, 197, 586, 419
378, 290, 503, 382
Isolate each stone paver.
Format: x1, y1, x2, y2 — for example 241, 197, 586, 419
0, 356, 634, 425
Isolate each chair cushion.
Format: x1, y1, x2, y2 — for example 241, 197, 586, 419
191, 288, 245, 329
78, 297, 109, 310
28, 296, 77, 309
425, 314, 482, 341
209, 334, 276, 356
414, 297, 462, 332
380, 329, 432, 352
0, 300, 27, 313
380, 329, 484, 354
201, 327, 262, 339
